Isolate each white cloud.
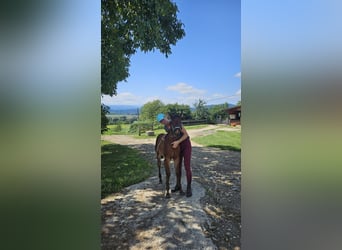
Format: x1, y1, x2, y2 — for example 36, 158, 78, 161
234, 72, 241, 78
145, 96, 164, 103
101, 92, 145, 105
166, 82, 206, 95
180, 96, 203, 106
203, 90, 241, 105
210, 93, 226, 99
100, 85, 241, 107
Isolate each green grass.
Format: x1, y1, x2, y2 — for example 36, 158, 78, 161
107, 114, 138, 119
103, 124, 131, 135
101, 140, 154, 198
185, 124, 208, 130
103, 123, 209, 137
136, 124, 209, 137
131, 124, 210, 139
192, 130, 241, 151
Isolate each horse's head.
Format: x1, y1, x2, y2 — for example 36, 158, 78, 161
169, 114, 182, 139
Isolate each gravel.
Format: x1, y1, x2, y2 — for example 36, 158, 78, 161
101, 126, 241, 250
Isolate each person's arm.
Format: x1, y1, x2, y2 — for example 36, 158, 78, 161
171, 126, 189, 148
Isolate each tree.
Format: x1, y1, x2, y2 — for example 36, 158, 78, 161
193, 99, 209, 120
101, 104, 110, 133
208, 102, 229, 123
101, 0, 185, 96
164, 103, 192, 119
139, 100, 165, 122
236, 100, 241, 106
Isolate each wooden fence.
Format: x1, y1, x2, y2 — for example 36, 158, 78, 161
181, 119, 208, 126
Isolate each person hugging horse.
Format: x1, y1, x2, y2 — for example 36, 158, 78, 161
156, 113, 193, 197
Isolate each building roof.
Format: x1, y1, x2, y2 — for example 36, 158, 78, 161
227, 105, 241, 114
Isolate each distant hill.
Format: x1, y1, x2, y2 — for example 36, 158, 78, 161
206, 103, 236, 108
107, 103, 236, 115
108, 105, 140, 115
190, 103, 236, 111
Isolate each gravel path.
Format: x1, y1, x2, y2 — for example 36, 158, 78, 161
101, 126, 241, 250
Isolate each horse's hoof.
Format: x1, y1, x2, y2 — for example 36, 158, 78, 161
165, 193, 171, 199
179, 190, 185, 195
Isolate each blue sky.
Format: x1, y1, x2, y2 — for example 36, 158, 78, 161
102, 0, 241, 107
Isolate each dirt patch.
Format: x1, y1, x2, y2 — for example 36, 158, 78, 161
101, 126, 241, 249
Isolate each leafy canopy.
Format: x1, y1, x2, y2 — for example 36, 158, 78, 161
139, 100, 165, 122
139, 100, 192, 124
207, 103, 229, 122
101, 0, 185, 96
101, 104, 110, 133
164, 103, 191, 119
193, 99, 209, 120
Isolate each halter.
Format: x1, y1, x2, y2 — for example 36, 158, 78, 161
169, 115, 182, 139
171, 124, 181, 138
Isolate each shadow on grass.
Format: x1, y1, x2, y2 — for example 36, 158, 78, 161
101, 142, 153, 198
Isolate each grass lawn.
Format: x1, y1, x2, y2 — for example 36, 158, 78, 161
103, 124, 131, 135
103, 124, 209, 137
192, 130, 241, 151
101, 140, 154, 198
131, 124, 209, 139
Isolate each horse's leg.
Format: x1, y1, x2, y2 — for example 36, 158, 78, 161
157, 156, 162, 184
174, 157, 184, 195
164, 158, 171, 198
155, 134, 164, 184
171, 156, 183, 194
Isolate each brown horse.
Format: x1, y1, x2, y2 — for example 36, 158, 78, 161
155, 116, 184, 198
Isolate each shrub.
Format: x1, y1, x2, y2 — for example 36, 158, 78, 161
129, 121, 153, 133
113, 123, 122, 132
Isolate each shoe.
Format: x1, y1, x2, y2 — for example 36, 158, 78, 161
171, 185, 181, 193
186, 186, 192, 197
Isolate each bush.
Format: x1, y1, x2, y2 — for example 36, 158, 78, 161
113, 123, 122, 132
101, 104, 110, 134
129, 121, 153, 133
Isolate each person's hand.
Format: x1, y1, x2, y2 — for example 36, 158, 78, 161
171, 140, 180, 149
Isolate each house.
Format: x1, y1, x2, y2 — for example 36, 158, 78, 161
227, 105, 241, 126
